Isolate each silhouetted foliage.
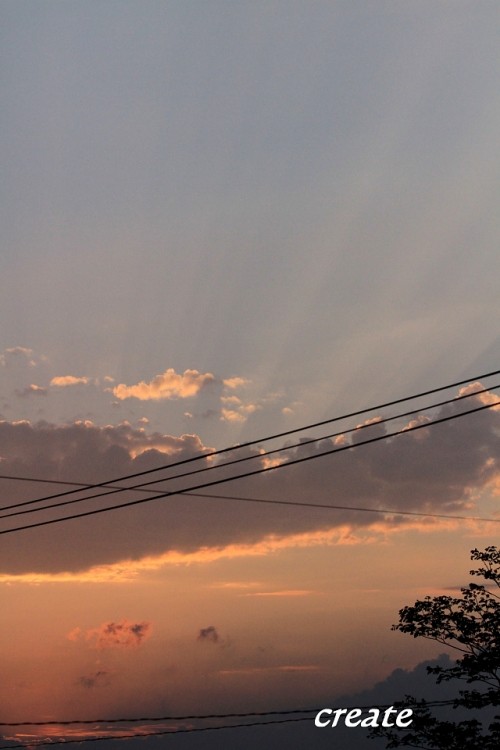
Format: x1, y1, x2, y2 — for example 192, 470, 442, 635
370, 546, 500, 749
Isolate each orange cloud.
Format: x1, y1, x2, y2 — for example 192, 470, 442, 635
220, 408, 247, 423
50, 375, 89, 387
459, 381, 500, 411
0, 517, 472, 585
222, 376, 249, 390
220, 402, 260, 423
112, 368, 215, 400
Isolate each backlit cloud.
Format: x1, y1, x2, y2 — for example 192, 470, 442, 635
112, 368, 215, 401
0, 387, 499, 575
0, 518, 484, 584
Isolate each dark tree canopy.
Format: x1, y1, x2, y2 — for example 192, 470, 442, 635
371, 546, 500, 749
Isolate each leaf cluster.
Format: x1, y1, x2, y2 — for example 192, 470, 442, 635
369, 547, 500, 749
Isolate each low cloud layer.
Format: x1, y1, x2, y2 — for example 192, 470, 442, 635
0, 389, 499, 574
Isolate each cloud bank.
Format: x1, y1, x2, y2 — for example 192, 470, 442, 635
0, 389, 498, 574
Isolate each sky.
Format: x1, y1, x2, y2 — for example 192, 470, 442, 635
1, 1, 499, 748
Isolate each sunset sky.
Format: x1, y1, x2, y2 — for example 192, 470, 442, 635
1, 2, 499, 748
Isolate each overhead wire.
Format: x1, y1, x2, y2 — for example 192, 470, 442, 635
0, 700, 464, 750
182, 490, 500, 523
0, 700, 460, 749
1, 368, 498, 515
1, 382, 498, 521
0, 699, 458, 727
1, 397, 499, 536
1, 718, 309, 749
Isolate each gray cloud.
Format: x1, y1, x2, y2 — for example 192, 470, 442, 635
197, 626, 220, 644
0, 390, 498, 574
77, 670, 110, 689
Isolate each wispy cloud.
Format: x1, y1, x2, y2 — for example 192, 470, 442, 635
15, 384, 48, 398
222, 377, 250, 390
5, 346, 33, 357
0, 346, 38, 368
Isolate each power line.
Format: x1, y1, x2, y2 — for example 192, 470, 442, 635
1, 700, 460, 750
183, 491, 500, 523
0, 701, 462, 749
2, 368, 498, 515
2, 383, 498, 520
2, 485, 497, 529
0, 699, 457, 727
2, 718, 309, 749
0, 707, 333, 726
1, 484, 498, 526
1, 398, 498, 536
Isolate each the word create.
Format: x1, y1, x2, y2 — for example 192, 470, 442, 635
315, 706, 413, 729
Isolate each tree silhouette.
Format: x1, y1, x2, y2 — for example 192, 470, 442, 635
371, 546, 500, 749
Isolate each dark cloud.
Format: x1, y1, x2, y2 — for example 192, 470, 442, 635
0, 389, 499, 574
85, 620, 152, 649
197, 626, 219, 644
77, 670, 110, 689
